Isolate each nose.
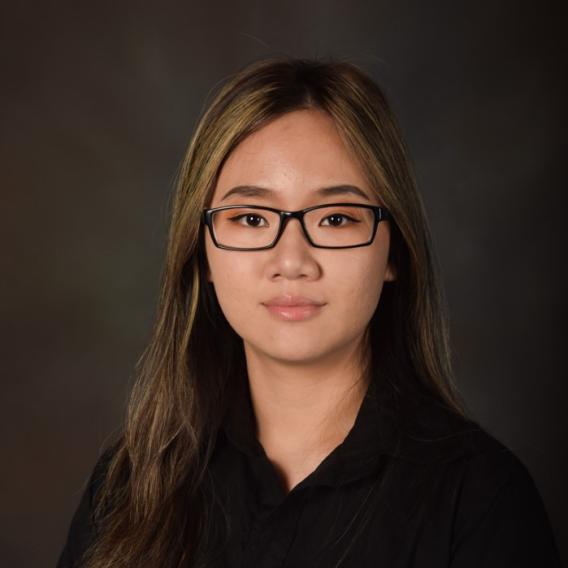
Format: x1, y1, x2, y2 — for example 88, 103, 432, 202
265, 216, 320, 280
275, 215, 311, 247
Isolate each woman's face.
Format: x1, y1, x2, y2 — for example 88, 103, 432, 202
204, 109, 395, 366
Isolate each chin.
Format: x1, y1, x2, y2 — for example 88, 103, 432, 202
245, 336, 336, 365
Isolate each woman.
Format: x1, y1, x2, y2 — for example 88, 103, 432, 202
57, 57, 561, 567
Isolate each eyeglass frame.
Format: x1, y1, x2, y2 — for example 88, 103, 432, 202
201, 202, 393, 251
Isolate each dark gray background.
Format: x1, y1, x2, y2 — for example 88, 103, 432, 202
1, 1, 566, 566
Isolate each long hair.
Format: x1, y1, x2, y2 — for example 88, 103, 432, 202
81, 56, 468, 568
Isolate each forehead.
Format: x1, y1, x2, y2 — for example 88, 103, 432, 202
211, 109, 374, 206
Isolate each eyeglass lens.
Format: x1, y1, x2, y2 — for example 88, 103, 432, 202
210, 205, 375, 249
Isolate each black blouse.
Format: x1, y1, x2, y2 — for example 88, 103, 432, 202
57, 376, 562, 567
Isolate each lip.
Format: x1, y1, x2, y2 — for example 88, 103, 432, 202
263, 294, 326, 307
262, 295, 326, 322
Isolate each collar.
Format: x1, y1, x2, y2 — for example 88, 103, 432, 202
220, 371, 481, 493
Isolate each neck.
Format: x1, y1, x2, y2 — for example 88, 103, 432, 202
243, 339, 370, 491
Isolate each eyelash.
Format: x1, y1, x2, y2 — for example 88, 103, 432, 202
229, 213, 358, 227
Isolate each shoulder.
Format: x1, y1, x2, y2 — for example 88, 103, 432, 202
88, 444, 117, 494
80, 443, 118, 511
448, 432, 562, 565
446, 424, 542, 530
394, 392, 548, 517
397, 397, 562, 565
56, 445, 118, 568
397, 391, 523, 471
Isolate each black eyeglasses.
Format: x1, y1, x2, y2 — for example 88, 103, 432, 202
202, 203, 392, 251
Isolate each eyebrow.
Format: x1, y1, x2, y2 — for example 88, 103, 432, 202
220, 184, 371, 202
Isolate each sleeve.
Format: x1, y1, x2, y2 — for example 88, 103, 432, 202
449, 450, 562, 568
56, 448, 115, 568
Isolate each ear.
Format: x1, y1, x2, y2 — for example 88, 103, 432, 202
384, 261, 397, 282
202, 245, 213, 283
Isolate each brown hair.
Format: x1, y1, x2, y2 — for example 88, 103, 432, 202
82, 56, 468, 567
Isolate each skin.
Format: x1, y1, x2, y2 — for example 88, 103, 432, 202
204, 108, 396, 493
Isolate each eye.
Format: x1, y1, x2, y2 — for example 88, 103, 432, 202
320, 213, 358, 227
229, 213, 269, 228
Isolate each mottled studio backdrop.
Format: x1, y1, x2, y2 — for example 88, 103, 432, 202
1, 1, 566, 566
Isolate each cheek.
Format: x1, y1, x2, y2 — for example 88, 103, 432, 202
330, 258, 386, 321
205, 236, 248, 284
206, 250, 258, 322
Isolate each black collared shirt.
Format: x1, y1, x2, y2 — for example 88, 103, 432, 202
58, 377, 562, 567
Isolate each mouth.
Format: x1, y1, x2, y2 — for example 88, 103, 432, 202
262, 303, 325, 321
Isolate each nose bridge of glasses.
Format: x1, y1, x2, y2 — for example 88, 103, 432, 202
277, 210, 311, 243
